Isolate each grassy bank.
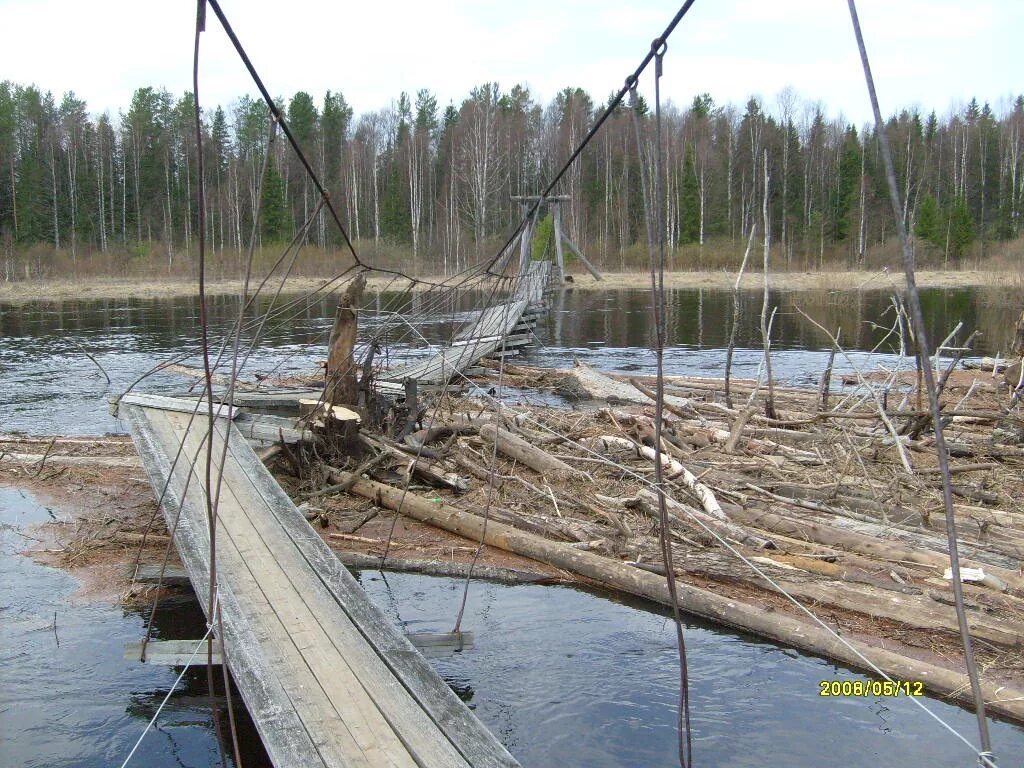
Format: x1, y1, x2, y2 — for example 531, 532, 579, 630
0, 268, 1020, 304
1, 235, 1021, 303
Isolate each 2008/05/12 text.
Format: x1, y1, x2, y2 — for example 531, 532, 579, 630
819, 679, 924, 697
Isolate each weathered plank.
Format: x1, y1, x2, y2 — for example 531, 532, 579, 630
222, 424, 521, 768
123, 404, 327, 768
380, 261, 550, 388
116, 392, 239, 419
124, 401, 520, 768
125, 639, 223, 665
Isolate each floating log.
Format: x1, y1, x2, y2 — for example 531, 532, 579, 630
725, 503, 1024, 591
336, 472, 1024, 721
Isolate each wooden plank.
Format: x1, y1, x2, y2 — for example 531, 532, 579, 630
117, 392, 239, 420
149, 409, 383, 768
165, 410, 485, 768
193, 389, 324, 408
221, 425, 521, 768
125, 639, 223, 665
1, 452, 139, 468
167, 417, 466, 768
122, 404, 329, 768
129, 563, 190, 584
406, 632, 475, 649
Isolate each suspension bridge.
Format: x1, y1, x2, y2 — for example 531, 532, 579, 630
119, 250, 563, 767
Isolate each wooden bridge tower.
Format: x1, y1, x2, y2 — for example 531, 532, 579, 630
510, 194, 602, 283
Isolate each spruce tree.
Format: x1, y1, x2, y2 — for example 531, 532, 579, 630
260, 159, 289, 242
831, 126, 861, 243
948, 196, 975, 259
678, 146, 700, 245
915, 194, 941, 247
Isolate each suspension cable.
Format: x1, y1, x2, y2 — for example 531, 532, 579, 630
643, 39, 693, 768
846, 2, 995, 765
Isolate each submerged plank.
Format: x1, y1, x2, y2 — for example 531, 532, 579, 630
125, 639, 223, 666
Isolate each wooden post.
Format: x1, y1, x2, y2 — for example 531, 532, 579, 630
326, 274, 366, 406
561, 232, 603, 281
552, 203, 566, 280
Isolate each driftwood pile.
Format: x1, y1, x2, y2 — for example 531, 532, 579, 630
275, 356, 1024, 721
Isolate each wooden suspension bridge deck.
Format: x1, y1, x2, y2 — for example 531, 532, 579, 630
121, 398, 521, 768
378, 262, 551, 388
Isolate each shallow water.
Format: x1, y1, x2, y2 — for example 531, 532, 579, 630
0, 487, 252, 768
2, 285, 1023, 766
2, 486, 1023, 767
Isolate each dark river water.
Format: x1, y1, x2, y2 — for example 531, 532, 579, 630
1, 286, 1023, 767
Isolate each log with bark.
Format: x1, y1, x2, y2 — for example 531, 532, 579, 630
334, 471, 1024, 721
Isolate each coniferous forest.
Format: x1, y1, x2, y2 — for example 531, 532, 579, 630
1, 80, 1022, 280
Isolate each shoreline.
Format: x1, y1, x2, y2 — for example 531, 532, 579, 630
0, 268, 1019, 304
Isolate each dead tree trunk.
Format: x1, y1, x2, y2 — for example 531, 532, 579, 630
326, 274, 366, 406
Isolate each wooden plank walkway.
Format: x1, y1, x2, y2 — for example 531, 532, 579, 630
122, 401, 520, 768
380, 262, 550, 387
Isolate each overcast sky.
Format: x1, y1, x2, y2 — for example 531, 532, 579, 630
2, 0, 1019, 125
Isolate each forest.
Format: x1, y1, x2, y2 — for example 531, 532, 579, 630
1, 80, 1022, 280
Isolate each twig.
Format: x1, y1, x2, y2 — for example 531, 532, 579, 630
69, 338, 111, 384
725, 224, 757, 409
32, 436, 57, 478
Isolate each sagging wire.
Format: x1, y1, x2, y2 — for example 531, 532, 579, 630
193, 3, 242, 766
846, 2, 995, 765
427, 358, 990, 765
450, 299, 512, 636
480, 0, 700, 278
642, 39, 693, 768
376, 270, 532, 569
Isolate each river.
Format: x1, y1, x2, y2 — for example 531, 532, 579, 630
1, 285, 1022, 767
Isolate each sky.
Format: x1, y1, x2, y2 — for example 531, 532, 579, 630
1, 0, 1020, 125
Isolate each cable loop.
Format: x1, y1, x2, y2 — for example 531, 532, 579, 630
652, 36, 667, 56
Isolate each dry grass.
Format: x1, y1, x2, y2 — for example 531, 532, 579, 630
2, 234, 1022, 302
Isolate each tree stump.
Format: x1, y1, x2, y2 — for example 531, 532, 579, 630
325, 274, 366, 407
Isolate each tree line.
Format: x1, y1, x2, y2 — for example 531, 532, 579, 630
1, 80, 1022, 278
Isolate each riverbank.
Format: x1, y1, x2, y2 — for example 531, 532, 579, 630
0, 268, 1020, 304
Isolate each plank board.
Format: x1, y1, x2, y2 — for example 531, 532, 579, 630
123, 402, 519, 768
125, 639, 223, 665
379, 261, 550, 387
